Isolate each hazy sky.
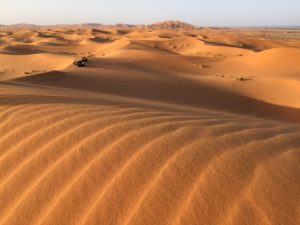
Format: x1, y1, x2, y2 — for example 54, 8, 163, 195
1, 0, 300, 26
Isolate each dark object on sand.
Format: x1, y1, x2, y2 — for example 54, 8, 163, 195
236, 77, 253, 81
74, 57, 88, 67
237, 77, 251, 81
73, 61, 85, 67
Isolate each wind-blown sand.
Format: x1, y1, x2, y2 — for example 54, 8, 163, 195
0, 23, 299, 225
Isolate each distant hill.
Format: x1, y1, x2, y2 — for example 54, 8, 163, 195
148, 21, 198, 30
11, 23, 38, 28
81, 23, 104, 27
115, 24, 138, 28
0, 23, 38, 29
0, 21, 198, 30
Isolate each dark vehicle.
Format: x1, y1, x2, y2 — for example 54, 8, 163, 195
74, 57, 88, 67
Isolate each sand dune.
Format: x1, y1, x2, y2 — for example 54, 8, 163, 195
0, 53, 74, 80
148, 21, 198, 30
0, 81, 299, 225
201, 48, 300, 108
0, 25, 299, 225
137, 36, 254, 57
214, 47, 300, 71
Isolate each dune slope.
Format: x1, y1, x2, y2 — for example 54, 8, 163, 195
0, 82, 299, 225
0, 26, 299, 225
0, 81, 299, 225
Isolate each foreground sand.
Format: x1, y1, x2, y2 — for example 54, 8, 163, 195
0, 24, 299, 225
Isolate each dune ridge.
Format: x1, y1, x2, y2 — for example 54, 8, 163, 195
0, 82, 299, 225
0, 25, 299, 225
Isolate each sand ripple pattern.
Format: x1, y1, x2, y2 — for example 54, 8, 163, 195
0, 83, 299, 225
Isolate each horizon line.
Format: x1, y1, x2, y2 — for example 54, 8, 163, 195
1, 20, 300, 28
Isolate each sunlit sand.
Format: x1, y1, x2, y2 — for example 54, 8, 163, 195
0, 21, 299, 225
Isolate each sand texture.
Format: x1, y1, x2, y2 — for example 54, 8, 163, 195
0, 23, 299, 225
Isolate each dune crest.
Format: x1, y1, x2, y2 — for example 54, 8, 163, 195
0, 25, 299, 225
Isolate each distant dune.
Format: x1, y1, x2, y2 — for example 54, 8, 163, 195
0, 23, 299, 225
148, 21, 198, 30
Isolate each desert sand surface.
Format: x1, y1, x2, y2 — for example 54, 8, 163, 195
0, 21, 299, 225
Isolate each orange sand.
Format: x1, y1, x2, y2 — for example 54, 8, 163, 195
0, 22, 299, 225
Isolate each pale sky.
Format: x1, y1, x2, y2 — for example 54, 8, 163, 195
1, 0, 300, 26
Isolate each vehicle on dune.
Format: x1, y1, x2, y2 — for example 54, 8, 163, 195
73, 57, 88, 67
